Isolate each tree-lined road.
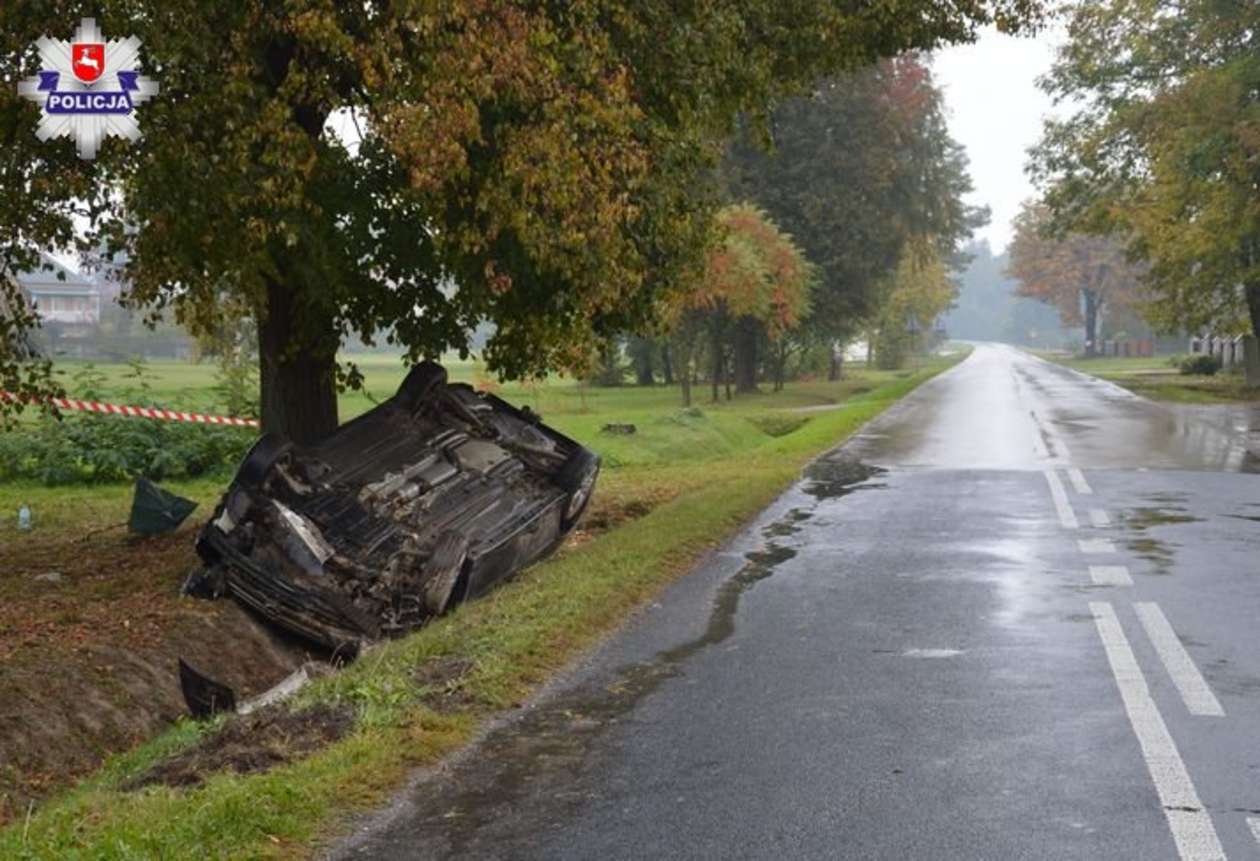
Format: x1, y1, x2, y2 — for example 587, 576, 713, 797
337, 344, 1260, 860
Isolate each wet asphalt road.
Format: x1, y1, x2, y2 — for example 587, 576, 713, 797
334, 344, 1260, 860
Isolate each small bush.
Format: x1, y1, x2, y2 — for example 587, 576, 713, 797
0, 414, 253, 485
1178, 354, 1222, 376
0, 360, 253, 485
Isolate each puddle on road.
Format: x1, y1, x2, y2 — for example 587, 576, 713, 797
762, 508, 813, 538
1125, 536, 1177, 575
1118, 498, 1200, 577
802, 458, 887, 499
1124, 506, 1201, 531
396, 528, 804, 855
1143, 491, 1189, 505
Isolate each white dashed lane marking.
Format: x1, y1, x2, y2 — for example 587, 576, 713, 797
1067, 467, 1093, 495
1089, 509, 1111, 528
1043, 469, 1079, 530
1090, 565, 1134, 587
1078, 539, 1117, 554
1134, 603, 1224, 718
1090, 602, 1226, 861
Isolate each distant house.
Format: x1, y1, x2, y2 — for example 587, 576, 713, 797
17, 253, 101, 327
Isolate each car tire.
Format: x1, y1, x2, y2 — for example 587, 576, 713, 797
395, 360, 448, 412
556, 448, 600, 532
237, 433, 293, 489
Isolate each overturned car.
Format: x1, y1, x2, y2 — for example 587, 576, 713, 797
192, 362, 599, 654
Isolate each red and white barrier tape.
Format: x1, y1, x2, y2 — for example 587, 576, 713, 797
0, 391, 259, 427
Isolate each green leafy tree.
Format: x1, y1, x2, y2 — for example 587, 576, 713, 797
873, 241, 958, 368
721, 55, 987, 378
2, 1, 1038, 439
1030, 0, 1260, 351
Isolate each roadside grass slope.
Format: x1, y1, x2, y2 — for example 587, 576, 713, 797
1038, 353, 1259, 404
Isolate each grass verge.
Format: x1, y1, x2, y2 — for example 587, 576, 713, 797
1036, 352, 1260, 404
0, 357, 959, 859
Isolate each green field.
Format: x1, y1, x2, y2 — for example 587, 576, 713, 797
0, 353, 961, 858
2, 355, 922, 529
1037, 352, 1260, 404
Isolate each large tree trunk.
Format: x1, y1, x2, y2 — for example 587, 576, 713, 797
733, 317, 759, 393
673, 336, 692, 406
828, 345, 840, 381
711, 339, 722, 404
1246, 280, 1260, 344
661, 343, 674, 385
1244, 280, 1260, 387
1082, 289, 1101, 357
633, 344, 654, 385
258, 276, 339, 445
774, 342, 787, 392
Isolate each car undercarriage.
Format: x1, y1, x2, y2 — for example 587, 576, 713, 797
190, 362, 600, 657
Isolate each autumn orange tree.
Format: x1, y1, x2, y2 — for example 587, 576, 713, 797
1, 0, 1040, 439
1007, 202, 1142, 355
667, 204, 811, 404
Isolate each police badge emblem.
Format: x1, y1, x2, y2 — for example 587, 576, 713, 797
17, 18, 159, 159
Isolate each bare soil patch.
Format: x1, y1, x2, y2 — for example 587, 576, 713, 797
129, 704, 353, 789
0, 524, 311, 821
565, 485, 677, 550
414, 656, 478, 713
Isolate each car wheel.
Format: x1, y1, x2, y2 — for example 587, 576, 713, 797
556, 448, 600, 532
395, 360, 448, 412
237, 433, 293, 489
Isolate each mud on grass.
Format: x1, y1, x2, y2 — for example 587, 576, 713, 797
560, 472, 682, 549
128, 704, 354, 790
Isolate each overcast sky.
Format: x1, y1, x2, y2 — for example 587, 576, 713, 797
932, 26, 1065, 254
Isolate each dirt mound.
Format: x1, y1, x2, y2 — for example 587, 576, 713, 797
130, 704, 353, 789
0, 526, 312, 822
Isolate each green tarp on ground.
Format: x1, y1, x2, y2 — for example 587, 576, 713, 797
129, 477, 198, 536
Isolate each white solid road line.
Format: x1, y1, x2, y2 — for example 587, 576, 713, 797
1043, 469, 1079, 529
1134, 603, 1225, 718
1090, 565, 1134, 587
1090, 509, 1112, 528
1090, 602, 1226, 861
1067, 467, 1093, 495
1078, 539, 1117, 554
